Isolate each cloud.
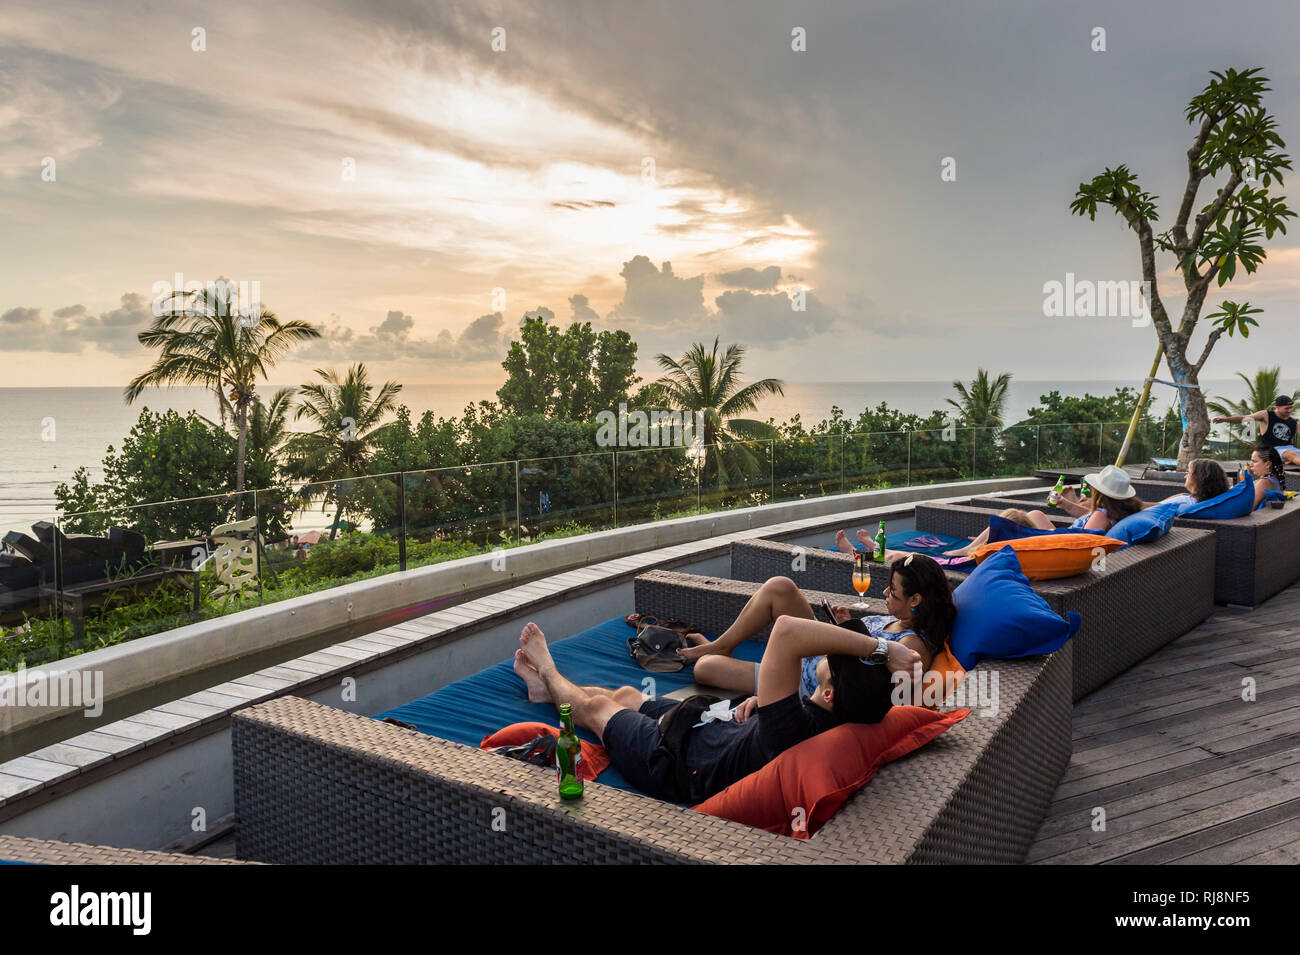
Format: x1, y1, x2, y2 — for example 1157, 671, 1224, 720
569, 293, 600, 323
300, 309, 510, 364
606, 255, 709, 334
712, 289, 838, 343
0, 293, 150, 353
716, 265, 782, 290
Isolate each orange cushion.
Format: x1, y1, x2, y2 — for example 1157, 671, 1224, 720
691, 706, 970, 838
971, 534, 1125, 580
480, 722, 611, 780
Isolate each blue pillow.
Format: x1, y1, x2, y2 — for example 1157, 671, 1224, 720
1180, 473, 1255, 520
986, 515, 1104, 543
1259, 488, 1286, 510
1107, 499, 1180, 545
949, 547, 1082, 669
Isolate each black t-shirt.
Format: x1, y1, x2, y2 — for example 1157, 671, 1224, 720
683, 692, 837, 802
1263, 410, 1297, 449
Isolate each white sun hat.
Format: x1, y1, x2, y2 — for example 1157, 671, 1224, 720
1083, 464, 1136, 500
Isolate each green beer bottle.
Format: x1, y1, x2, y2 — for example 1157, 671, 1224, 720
1048, 475, 1065, 506
873, 521, 887, 563
556, 703, 584, 800
1080, 477, 1091, 499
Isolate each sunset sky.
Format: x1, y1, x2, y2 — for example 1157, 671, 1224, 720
2, 0, 1299, 389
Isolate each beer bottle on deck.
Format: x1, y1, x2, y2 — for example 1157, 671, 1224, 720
873, 521, 887, 563
556, 703, 584, 800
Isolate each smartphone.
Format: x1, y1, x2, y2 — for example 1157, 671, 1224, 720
818, 598, 838, 625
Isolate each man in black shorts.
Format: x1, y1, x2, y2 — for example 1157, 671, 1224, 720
1215, 394, 1300, 468
511, 617, 920, 803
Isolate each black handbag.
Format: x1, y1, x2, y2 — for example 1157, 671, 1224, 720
627, 624, 689, 673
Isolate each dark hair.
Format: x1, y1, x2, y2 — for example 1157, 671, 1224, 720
1090, 490, 1144, 521
887, 554, 956, 657
826, 654, 893, 725
1253, 447, 1286, 490
1188, 458, 1229, 501
1275, 395, 1293, 407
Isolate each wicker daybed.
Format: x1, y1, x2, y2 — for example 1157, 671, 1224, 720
967, 490, 1300, 608
729, 502, 1216, 700
232, 579, 1072, 864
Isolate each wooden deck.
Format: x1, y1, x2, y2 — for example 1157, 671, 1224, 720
1028, 581, 1300, 864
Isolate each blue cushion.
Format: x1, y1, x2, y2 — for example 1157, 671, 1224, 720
1260, 489, 1286, 510
1107, 500, 1181, 545
1180, 473, 1255, 520
949, 547, 1082, 669
986, 515, 1104, 543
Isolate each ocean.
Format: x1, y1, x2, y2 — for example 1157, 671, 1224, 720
0, 379, 1230, 533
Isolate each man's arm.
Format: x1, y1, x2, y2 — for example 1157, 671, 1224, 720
1213, 410, 1267, 425
756, 614, 917, 706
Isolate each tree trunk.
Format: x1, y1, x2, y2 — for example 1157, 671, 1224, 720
1167, 352, 1209, 469
328, 500, 344, 541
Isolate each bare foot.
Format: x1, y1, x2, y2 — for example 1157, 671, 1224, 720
677, 634, 717, 663
942, 546, 971, 557
519, 621, 557, 675
856, 529, 873, 550
512, 650, 551, 703
834, 530, 855, 555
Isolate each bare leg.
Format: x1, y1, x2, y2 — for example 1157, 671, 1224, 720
1025, 509, 1056, 530
856, 529, 873, 550
834, 529, 858, 555
945, 528, 990, 557
519, 623, 634, 742
677, 576, 814, 663
694, 656, 760, 694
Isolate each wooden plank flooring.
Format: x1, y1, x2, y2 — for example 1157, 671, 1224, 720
1028, 582, 1300, 865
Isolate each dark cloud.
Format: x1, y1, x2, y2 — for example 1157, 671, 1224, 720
715, 265, 782, 290
0, 294, 149, 353
569, 293, 600, 324
713, 289, 837, 343
606, 255, 708, 333
299, 309, 510, 364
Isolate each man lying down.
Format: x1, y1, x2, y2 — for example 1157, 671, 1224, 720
512, 559, 950, 804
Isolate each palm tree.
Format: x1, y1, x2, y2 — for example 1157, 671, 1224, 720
244, 387, 296, 480
652, 338, 784, 488
285, 364, 402, 539
947, 369, 1012, 430
1209, 367, 1288, 450
125, 281, 321, 494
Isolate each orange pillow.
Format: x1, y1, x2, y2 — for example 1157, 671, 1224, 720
480, 722, 611, 780
692, 706, 970, 838
971, 534, 1124, 580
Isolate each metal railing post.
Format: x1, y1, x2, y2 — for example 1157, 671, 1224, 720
612, 451, 618, 527
397, 472, 407, 571
513, 461, 520, 544
840, 434, 846, 494
906, 430, 912, 486
769, 440, 775, 503
1035, 425, 1041, 472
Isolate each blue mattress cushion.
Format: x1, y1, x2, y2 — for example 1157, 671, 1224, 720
829, 530, 968, 558
986, 515, 1105, 543
949, 547, 1081, 668
374, 616, 765, 794
1179, 472, 1255, 520
1107, 499, 1181, 545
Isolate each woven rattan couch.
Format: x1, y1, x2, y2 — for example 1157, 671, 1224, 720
729, 502, 1216, 700
967, 490, 1300, 608
231, 578, 1072, 864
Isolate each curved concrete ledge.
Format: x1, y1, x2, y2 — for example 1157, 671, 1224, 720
1, 476, 1039, 735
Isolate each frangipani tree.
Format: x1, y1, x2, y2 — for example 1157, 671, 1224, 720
1070, 68, 1294, 467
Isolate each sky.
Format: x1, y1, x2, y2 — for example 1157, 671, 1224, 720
2, 0, 1299, 391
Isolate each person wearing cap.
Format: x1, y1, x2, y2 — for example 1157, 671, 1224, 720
1214, 395, 1300, 468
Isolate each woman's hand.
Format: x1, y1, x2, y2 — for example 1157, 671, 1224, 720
732, 696, 759, 723
830, 605, 852, 624
1059, 487, 1081, 505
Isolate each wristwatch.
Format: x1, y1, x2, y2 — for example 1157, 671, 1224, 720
869, 639, 890, 665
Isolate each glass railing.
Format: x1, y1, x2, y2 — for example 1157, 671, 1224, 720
4, 418, 1209, 667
